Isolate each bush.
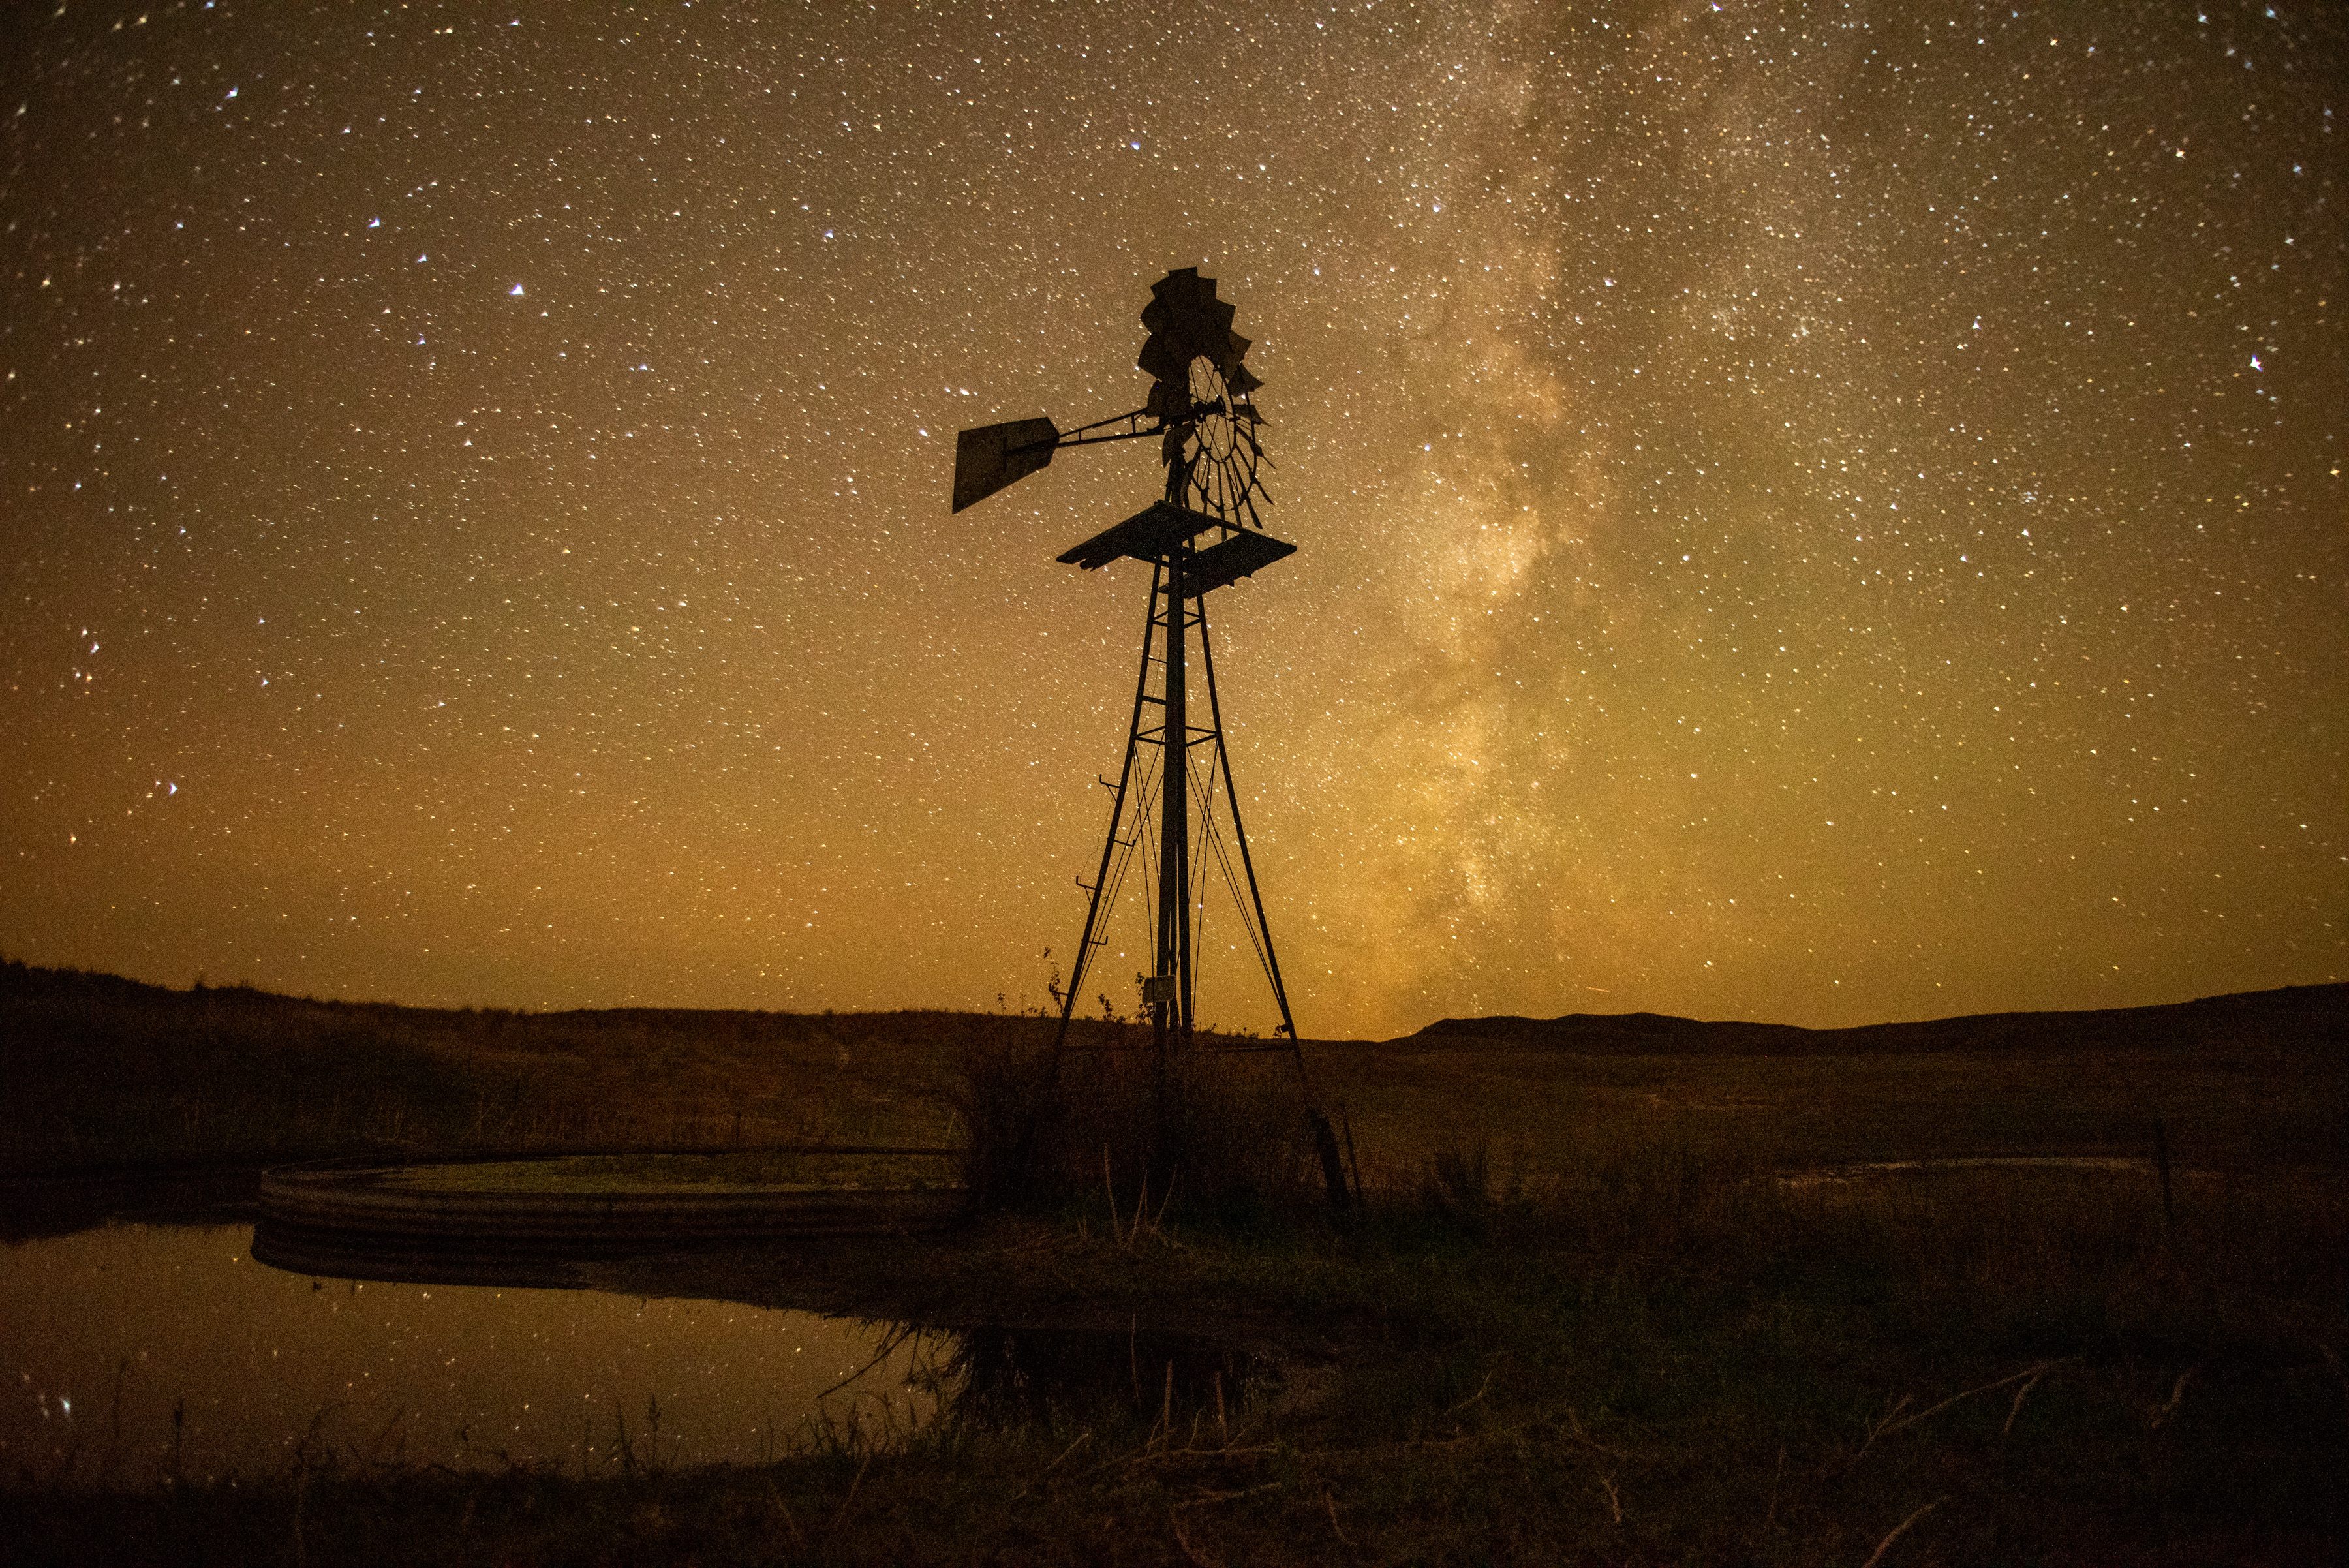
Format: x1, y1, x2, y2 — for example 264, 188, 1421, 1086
949, 1030, 1320, 1220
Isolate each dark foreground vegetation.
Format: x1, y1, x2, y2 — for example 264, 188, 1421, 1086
5, 962, 2346, 1564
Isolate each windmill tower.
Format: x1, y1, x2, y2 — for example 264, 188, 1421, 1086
952, 269, 1304, 1064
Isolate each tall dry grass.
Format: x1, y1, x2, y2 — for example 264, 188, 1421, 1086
948, 1034, 1319, 1219
0, 961, 983, 1173
1385, 1128, 2349, 1351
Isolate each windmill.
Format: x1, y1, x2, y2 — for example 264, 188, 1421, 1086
953, 269, 1345, 1202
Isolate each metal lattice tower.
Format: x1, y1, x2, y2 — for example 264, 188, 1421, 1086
951, 268, 1298, 1063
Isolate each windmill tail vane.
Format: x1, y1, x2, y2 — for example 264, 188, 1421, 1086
948, 268, 1299, 1062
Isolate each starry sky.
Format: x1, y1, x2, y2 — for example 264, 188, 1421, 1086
3, 1, 2341, 1038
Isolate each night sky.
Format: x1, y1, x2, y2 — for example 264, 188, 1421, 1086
4, 2, 2341, 1038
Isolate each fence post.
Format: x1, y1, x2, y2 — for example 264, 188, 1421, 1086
2153, 1117, 2175, 1229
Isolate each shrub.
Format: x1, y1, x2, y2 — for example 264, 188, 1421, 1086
948, 1029, 1319, 1220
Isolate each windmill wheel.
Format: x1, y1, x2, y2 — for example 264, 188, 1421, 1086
1178, 354, 1265, 523
1139, 268, 1268, 527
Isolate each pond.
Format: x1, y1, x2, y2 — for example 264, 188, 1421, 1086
2, 1223, 934, 1488
3, 1210, 1280, 1492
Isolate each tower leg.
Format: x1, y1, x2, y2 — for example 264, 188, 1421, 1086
1154, 547, 1193, 1190
1156, 549, 1191, 1058
1195, 607, 1295, 1043
1197, 605, 1351, 1211
1055, 565, 1165, 1058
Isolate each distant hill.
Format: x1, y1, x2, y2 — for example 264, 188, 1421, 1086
1403, 983, 2348, 1056
0, 959, 1158, 1049
5, 957, 2341, 1060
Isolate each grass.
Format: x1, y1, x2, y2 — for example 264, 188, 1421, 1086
1307, 1022, 2349, 1186
12, 959, 2334, 1186
0, 960, 1041, 1177
14, 1152, 2345, 1563
948, 1031, 1321, 1217
4, 962, 2346, 1562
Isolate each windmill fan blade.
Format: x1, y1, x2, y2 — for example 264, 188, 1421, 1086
951, 416, 1058, 512
1180, 302, 1236, 363
1139, 294, 1183, 337
1141, 323, 1214, 378
1151, 266, 1210, 301
1137, 335, 1191, 384
1142, 277, 1207, 332
1143, 269, 1251, 385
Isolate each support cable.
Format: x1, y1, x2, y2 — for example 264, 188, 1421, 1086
1195, 609, 1299, 1045
1187, 741, 1215, 987
1194, 768, 1275, 996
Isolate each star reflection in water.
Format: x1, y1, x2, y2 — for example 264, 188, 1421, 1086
3, 1221, 1280, 1488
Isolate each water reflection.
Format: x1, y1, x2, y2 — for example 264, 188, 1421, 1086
5, 1222, 1280, 1490
3, 1224, 929, 1487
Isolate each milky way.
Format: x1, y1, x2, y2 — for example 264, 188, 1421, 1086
3, 2, 2341, 1036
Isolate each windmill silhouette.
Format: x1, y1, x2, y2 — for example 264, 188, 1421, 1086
953, 269, 1349, 1203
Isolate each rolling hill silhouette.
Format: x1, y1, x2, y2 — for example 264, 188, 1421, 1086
1404, 983, 2346, 1056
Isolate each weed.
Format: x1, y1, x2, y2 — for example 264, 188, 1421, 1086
949, 1032, 1315, 1221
